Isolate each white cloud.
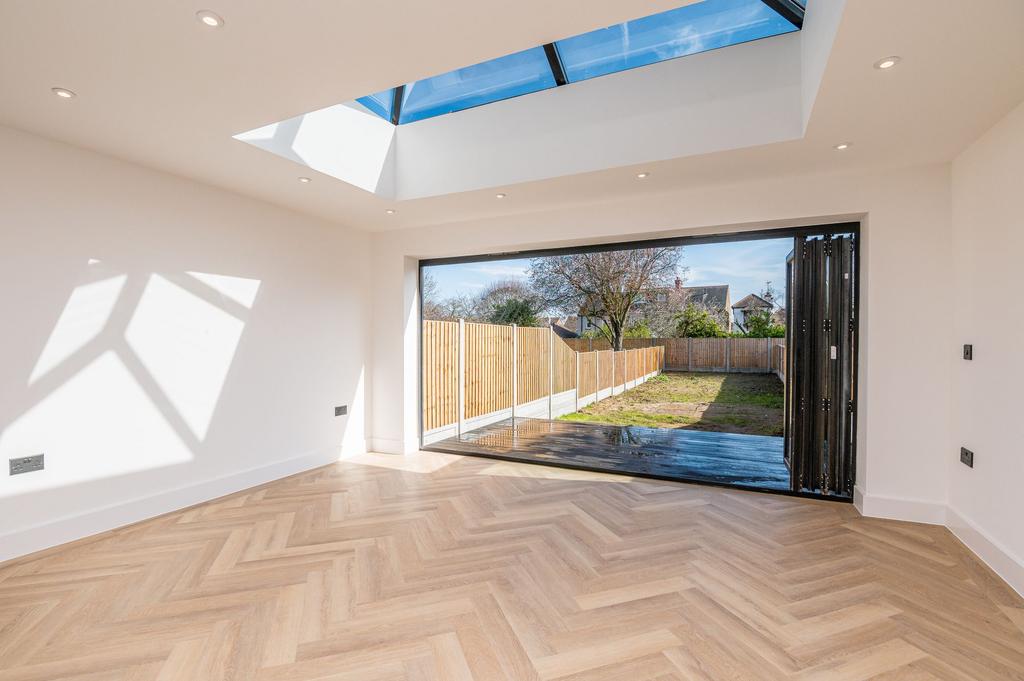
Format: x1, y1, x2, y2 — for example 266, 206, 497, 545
471, 263, 529, 279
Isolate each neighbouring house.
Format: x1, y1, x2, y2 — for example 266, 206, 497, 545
578, 279, 732, 335
542, 315, 582, 338
677, 281, 732, 332
633, 279, 732, 332
732, 293, 775, 333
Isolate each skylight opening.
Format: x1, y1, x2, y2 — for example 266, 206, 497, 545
556, 0, 798, 83
356, 0, 803, 126
400, 47, 558, 124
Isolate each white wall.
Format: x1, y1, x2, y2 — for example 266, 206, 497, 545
0, 126, 371, 561
949, 101, 1024, 593
370, 163, 955, 523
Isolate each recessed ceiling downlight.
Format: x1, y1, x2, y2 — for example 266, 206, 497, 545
385, 209, 396, 215
51, 87, 76, 99
298, 176, 311, 183
834, 143, 851, 151
495, 193, 507, 199
874, 56, 901, 70
196, 10, 224, 27
636, 172, 650, 179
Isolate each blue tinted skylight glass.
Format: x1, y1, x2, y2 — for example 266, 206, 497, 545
398, 46, 557, 124
357, 89, 393, 121
555, 0, 797, 83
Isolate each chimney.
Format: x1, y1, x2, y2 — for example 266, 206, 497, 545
675, 277, 682, 290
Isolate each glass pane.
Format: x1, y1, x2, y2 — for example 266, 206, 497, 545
357, 89, 394, 121
399, 47, 557, 124
556, 0, 797, 83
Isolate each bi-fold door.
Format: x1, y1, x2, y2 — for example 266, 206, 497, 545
786, 234, 858, 497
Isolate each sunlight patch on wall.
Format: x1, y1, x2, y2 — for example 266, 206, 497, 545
0, 351, 192, 495
125, 274, 247, 440
186, 271, 262, 309
29, 275, 127, 385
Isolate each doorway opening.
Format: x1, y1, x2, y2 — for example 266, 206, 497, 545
419, 224, 858, 500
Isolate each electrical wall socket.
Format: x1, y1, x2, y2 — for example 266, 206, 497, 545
9, 454, 44, 475
963, 344, 973, 360
960, 447, 974, 468
335, 405, 347, 416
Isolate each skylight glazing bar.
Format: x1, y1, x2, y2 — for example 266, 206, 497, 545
542, 43, 569, 86
759, 0, 804, 28
390, 85, 405, 125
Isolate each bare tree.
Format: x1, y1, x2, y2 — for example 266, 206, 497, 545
529, 248, 682, 350
472, 279, 542, 320
428, 294, 475, 321
420, 271, 453, 321
421, 271, 440, 317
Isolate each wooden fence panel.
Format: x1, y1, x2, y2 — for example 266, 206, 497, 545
660, 338, 685, 369
772, 339, 786, 381
646, 346, 661, 374
728, 337, 770, 371
553, 336, 577, 393
422, 320, 459, 431
598, 350, 613, 390
516, 326, 549, 405
578, 352, 597, 397
566, 337, 784, 374
463, 323, 514, 419
563, 338, 585, 352
423, 321, 676, 434
690, 338, 726, 370
564, 338, 613, 352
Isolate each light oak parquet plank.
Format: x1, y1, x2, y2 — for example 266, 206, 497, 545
0, 451, 1021, 680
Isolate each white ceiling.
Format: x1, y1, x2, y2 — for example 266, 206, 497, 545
1, 0, 1022, 232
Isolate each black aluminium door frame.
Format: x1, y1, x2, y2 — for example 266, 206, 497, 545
787, 233, 859, 497
417, 221, 861, 502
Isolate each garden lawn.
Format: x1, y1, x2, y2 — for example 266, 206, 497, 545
561, 371, 784, 436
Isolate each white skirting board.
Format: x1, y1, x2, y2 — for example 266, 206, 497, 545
946, 506, 1024, 598
0, 445, 348, 564
854, 486, 1024, 598
853, 487, 948, 525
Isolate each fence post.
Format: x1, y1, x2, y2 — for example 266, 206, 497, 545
548, 325, 554, 420
511, 324, 517, 423
766, 337, 771, 374
595, 348, 600, 404
688, 338, 693, 372
574, 351, 580, 412
457, 318, 465, 438
612, 351, 617, 392
725, 338, 731, 373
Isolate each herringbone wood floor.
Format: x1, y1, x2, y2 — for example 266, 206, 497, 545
1, 452, 1022, 680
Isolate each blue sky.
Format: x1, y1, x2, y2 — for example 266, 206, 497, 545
426, 237, 794, 311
